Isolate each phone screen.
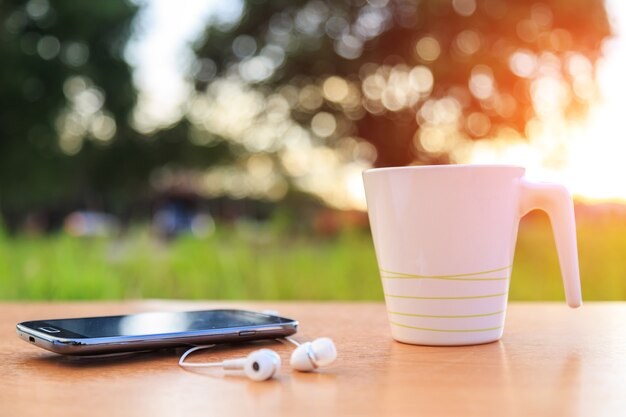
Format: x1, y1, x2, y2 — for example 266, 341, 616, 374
30, 310, 291, 338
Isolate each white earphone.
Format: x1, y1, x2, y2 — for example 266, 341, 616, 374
179, 337, 337, 381
288, 337, 337, 372
179, 346, 281, 381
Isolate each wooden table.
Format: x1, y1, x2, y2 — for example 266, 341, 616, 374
1, 301, 625, 417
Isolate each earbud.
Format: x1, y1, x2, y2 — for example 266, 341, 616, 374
178, 337, 338, 381
179, 347, 281, 381
229, 349, 281, 381
290, 337, 337, 372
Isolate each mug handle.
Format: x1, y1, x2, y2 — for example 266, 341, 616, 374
519, 179, 582, 308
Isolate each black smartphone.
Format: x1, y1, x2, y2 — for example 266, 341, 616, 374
16, 309, 298, 356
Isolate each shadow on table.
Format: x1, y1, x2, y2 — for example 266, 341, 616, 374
19, 339, 284, 371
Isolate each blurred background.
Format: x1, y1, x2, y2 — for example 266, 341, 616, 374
1, 0, 624, 301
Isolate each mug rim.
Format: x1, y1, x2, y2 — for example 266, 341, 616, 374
363, 164, 524, 175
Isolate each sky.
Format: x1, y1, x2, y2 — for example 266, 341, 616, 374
124, 0, 239, 133
125, 0, 626, 205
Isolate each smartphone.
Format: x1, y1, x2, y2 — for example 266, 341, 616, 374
16, 309, 298, 356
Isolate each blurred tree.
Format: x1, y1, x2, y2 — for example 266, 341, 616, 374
0, 0, 613, 223
0, 0, 232, 227
1, 1, 134, 213
191, 0, 610, 167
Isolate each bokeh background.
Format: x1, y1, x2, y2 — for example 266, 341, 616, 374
1, 0, 624, 301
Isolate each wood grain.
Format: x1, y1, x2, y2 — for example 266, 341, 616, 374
1, 301, 625, 417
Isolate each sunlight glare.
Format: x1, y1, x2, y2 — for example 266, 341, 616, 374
460, 0, 626, 204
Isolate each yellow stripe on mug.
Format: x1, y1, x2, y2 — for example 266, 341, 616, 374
389, 321, 503, 333
388, 310, 505, 319
381, 275, 509, 281
384, 292, 508, 300
379, 264, 513, 280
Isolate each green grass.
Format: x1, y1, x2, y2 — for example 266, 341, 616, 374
0, 212, 624, 301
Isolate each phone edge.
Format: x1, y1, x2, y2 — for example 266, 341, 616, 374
16, 321, 298, 356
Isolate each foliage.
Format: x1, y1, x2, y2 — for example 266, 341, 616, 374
193, 0, 610, 166
0, 1, 232, 221
0, 0, 613, 221
1, 1, 134, 209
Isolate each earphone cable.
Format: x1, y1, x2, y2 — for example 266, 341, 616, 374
178, 344, 218, 368
179, 337, 302, 368
282, 336, 300, 347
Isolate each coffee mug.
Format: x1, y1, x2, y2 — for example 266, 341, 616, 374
362, 165, 581, 346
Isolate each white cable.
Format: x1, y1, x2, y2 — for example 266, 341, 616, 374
179, 337, 296, 368
277, 336, 300, 347
178, 344, 219, 368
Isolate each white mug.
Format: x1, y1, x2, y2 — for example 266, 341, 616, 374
362, 165, 581, 346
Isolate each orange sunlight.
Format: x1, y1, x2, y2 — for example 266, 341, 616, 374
462, 0, 626, 204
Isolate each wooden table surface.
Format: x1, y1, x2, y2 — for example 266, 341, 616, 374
1, 301, 625, 417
